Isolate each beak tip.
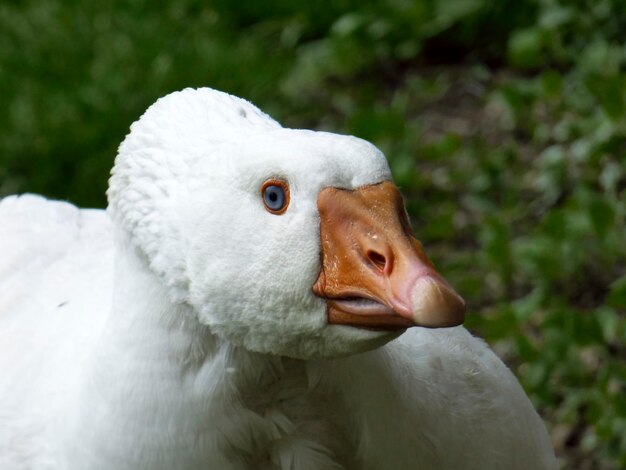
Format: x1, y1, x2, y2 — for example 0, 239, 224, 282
410, 277, 466, 328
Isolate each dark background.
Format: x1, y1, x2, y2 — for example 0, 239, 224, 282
1, 1, 625, 468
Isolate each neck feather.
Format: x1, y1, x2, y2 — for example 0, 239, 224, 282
64, 229, 282, 469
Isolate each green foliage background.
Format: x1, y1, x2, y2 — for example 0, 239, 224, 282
1, 1, 625, 468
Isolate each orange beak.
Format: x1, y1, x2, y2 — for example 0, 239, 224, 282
313, 181, 465, 331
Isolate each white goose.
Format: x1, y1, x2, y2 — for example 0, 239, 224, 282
0, 88, 556, 470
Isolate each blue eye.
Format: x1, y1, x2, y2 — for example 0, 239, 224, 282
264, 185, 284, 209
261, 180, 290, 214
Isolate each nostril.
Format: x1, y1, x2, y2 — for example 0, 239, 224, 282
367, 250, 388, 273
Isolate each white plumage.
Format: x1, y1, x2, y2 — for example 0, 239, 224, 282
0, 88, 556, 469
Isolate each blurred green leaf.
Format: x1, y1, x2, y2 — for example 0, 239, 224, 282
585, 74, 626, 121
540, 69, 563, 97
587, 194, 616, 238
508, 27, 544, 69
608, 276, 626, 310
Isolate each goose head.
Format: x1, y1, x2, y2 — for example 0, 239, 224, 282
108, 88, 465, 359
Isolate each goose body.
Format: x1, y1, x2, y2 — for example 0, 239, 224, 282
0, 88, 556, 469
